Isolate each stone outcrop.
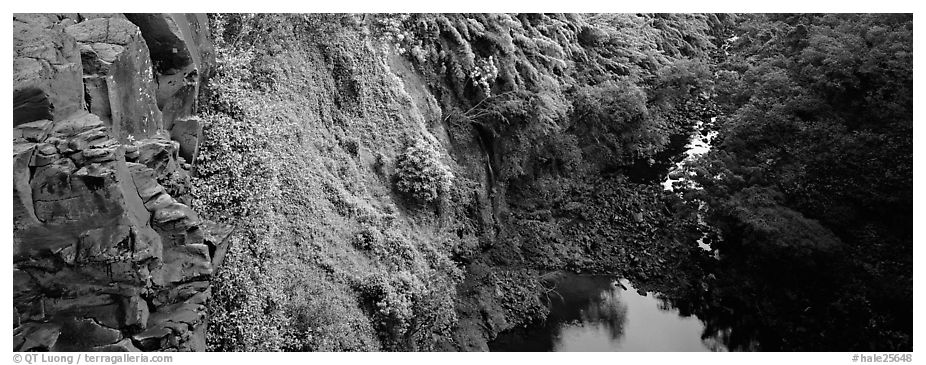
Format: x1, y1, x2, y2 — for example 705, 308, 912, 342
13, 14, 85, 124
65, 17, 163, 141
169, 116, 204, 163
124, 14, 214, 132
12, 113, 220, 352
12, 13, 224, 352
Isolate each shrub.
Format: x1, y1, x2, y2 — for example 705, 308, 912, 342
357, 269, 458, 351
394, 141, 453, 204
571, 79, 667, 167
192, 111, 274, 222
352, 224, 384, 251
357, 271, 421, 348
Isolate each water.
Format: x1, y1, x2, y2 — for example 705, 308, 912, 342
661, 117, 718, 192
490, 118, 724, 352
662, 117, 718, 253
490, 274, 720, 352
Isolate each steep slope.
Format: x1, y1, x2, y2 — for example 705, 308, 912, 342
13, 13, 910, 353
197, 14, 468, 351
198, 13, 723, 351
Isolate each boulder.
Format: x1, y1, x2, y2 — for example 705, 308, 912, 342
120, 294, 150, 329
128, 163, 167, 203
49, 111, 105, 137
150, 281, 209, 307
21, 150, 153, 251
152, 244, 212, 286
29, 142, 61, 167
51, 317, 123, 351
153, 202, 200, 227
135, 293, 209, 351
145, 192, 178, 212
202, 220, 235, 270
133, 134, 182, 176
131, 325, 172, 351
14, 322, 62, 351
152, 202, 204, 250
170, 116, 203, 163
131, 134, 193, 200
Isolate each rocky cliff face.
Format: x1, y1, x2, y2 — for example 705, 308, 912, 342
12, 13, 228, 352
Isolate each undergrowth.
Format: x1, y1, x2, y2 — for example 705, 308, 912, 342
195, 13, 467, 351
195, 13, 725, 352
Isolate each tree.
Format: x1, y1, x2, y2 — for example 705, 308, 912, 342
681, 13, 912, 351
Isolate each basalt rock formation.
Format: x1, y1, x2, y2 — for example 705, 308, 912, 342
13, 14, 85, 124
12, 13, 226, 352
123, 14, 214, 134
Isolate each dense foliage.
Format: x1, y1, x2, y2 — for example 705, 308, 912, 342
196, 13, 464, 351
394, 141, 454, 204
678, 14, 912, 351
192, 12, 909, 352
373, 13, 730, 181
369, 14, 733, 349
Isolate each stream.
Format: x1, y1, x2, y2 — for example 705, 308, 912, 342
663, 117, 718, 253
490, 118, 722, 352
661, 117, 718, 192
489, 274, 725, 352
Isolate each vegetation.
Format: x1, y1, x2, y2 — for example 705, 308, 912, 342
394, 141, 454, 205
372, 13, 729, 181
570, 78, 667, 168
194, 13, 910, 352
676, 14, 912, 351
196, 14, 465, 351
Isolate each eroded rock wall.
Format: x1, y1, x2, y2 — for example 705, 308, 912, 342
12, 13, 225, 352
124, 14, 214, 133
13, 14, 85, 124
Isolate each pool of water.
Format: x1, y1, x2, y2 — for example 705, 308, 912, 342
490, 274, 721, 352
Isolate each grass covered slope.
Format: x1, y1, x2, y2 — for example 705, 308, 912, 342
194, 13, 727, 351
194, 14, 467, 351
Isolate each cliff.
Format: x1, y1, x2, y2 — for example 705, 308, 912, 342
13, 13, 912, 353
13, 13, 230, 351
196, 14, 715, 351
13, 13, 720, 352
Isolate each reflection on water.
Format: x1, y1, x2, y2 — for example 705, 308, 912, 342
490, 274, 722, 352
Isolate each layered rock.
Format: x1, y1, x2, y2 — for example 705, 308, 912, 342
169, 116, 204, 163
12, 13, 224, 352
13, 14, 85, 124
125, 14, 214, 133
65, 17, 163, 141
12, 114, 222, 352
